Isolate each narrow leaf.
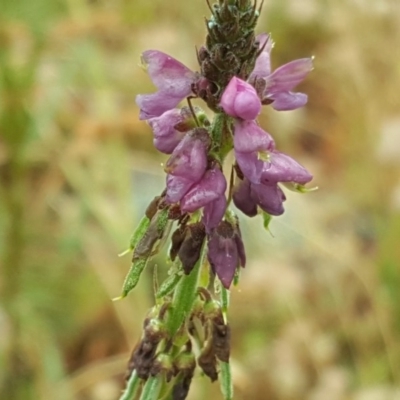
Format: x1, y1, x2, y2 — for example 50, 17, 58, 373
119, 370, 141, 400
139, 375, 163, 400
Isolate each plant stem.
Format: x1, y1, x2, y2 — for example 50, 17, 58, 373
220, 361, 234, 400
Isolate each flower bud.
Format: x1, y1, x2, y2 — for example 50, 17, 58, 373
148, 109, 189, 154
177, 222, 206, 275
220, 76, 261, 120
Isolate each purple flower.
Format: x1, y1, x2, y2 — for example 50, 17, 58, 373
249, 34, 274, 82
165, 128, 210, 203
136, 50, 197, 120
234, 120, 274, 184
233, 177, 286, 217
180, 166, 227, 214
250, 35, 313, 111
203, 195, 227, 233
220, 77, 261, 120
260, 150, 313, 185
148, 109, 188, 154
207, 221, 246, 288
233, 120, 312, 186
231, 177, 257, 217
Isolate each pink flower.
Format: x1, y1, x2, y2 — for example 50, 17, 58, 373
136, 50, 197, 120
250, 34, 313, 111
180, 166, 227, 232
148, 109, 188, 154
220, 77, 261, 120
165, 128, 210, 203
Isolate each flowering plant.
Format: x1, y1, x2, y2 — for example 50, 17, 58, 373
117, 1, 314, 399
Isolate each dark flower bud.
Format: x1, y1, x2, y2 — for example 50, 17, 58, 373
169, 225, 186, 262
178, 223, 206, 274
211, 311, 231, 363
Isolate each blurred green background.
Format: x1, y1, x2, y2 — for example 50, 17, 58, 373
1, 0, 400, 399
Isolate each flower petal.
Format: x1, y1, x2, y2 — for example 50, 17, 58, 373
270, 91, 308, 111
233, 120, 274, 153
266, 58, 313, 94
165, 175, 196, 203
220, 77, 261, 120
207, 222, 239, 289
235, 151, 264, 184
165, 128, 209, 181
148, 109, 187, 154
232, 178, 258, 217
136, 50, 196, 119
249, 33, 274, 81
142, 50, 196, 93
180, 167, 227, 213
137, 92, 186, 120
250, 182, 286, 216
203, 195, 227, 233
260, 151, 313, 184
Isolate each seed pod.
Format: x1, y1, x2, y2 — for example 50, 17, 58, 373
130, 318, 167, 380
120, 258, 148, 298
156, 271, 182, 299
212, 316, 231, 363
197, 321, 218, 382
145, 195, 162, 220
133, 208, 170, 260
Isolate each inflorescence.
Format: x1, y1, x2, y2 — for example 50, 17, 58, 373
118, 1, 314, 399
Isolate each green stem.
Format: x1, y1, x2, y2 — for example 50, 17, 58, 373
166, 245, 206, 336
210, 113, 233, 162
220, 361, 234, 400
221, 287, 230, 322
119, 370, 141, 400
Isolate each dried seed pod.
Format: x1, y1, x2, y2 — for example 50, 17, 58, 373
172, 347, 196, 399
197, 321, 218, 382
212, 314, 231, 363
130, 318, 167, 380
133, 208, 169, 260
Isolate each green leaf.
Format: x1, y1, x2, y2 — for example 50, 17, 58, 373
119, 370, 141, 400
139, 376, 163, 400
262, 211, 273, 231
282, 182, 319, 193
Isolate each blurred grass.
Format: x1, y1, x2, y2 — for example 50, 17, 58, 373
1, 0, 400, 399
